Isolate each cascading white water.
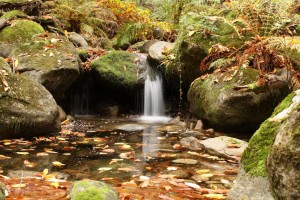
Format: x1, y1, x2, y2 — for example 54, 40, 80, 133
143, 68, 165, 116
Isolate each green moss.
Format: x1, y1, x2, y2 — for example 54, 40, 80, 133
0, 0, 31, 3
1, 10, 27, 19
0, 19, 44, 43
91, 50, 138, 88
241, 92, 296, 176
72, 180, 117, 200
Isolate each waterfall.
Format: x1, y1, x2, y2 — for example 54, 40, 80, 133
135, 53, 170, 122
143, 68, 165, 116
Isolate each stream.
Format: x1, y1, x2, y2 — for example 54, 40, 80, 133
0, 116, 245, 199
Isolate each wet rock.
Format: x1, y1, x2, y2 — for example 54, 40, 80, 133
194, 120, 203, 130
148, 41, 175, 62
0, 19, 45, 57
70, 180, 118, 200
116, 124, 146, 132
0, 182, 7, 200
199, 136, 247, 160
188, 68, 290, 132
180, 130, 203, 138
227, 168, 274, 200
180, 137, 201, 150
9, 33, 81, 100
172, 159, 198, 165
156, 124, 185, 133
58, 106, 67, 122
0, 60, 60, 138
168, 170, 189, 179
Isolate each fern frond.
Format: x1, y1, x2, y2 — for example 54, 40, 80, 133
114, 21, 173, 47
208, 57, 235, 70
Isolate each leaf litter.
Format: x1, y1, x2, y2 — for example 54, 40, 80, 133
0, 119, 241, 199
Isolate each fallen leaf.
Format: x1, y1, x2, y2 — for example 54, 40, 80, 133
50, 182, 59, 189
139, 180, 149, 188
196, 169, 210, 174
173, 144, 183, 150
203, 194, 226, 199
52, 161, 65, 167
98, 167, 112, 172
121, 180, 137, 187
119, 144, 131, 150
16, 152, 29, 155
164, 185, 172, 191
185, 182, 201, 189
36, 152, 49, 156
24, 160, 36, 168
167, 166, 178, 171
12, 184, 26, 188
118, 167, 135, 172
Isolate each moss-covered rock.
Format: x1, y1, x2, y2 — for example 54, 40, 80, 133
228, 91, 299, 200
0, 19, 45, 57
187, 68, 290, 132
9, 33, 81, 100
70, 180, 118, 200
0, 0, 41, 15
0, 58, 60, 138
91, 50, 142, 90
0, 10, 27, 19
267, 90, 300, 200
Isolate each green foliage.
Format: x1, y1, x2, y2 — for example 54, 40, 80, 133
208, 57, 235, 71
114, 21, 172, 47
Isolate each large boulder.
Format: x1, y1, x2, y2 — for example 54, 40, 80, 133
9, 33, 81, 100
70, 180, 118, 200
267, 90, 300, 200
0, 58, 60, 138
228, 91, 300, 200
0, 19, 45, 57
91, 51, 143, 90
188, 68, 289, 131
90, 50, 143, 113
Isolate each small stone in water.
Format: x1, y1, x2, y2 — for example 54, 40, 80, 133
172, 159, 198, 165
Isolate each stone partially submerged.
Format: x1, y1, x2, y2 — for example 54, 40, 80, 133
0, 58, 60, 138
199, 136, 248, 160
70, 180, 118, 200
